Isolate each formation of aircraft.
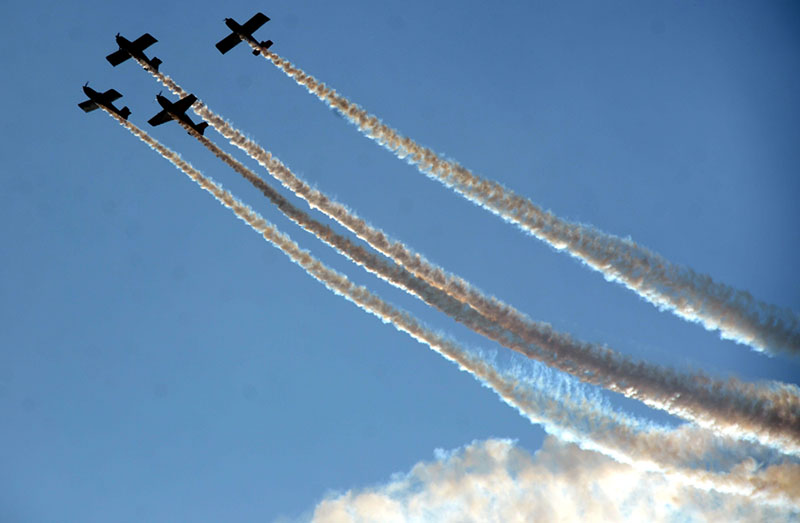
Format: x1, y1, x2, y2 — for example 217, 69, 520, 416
148, 93, 209, 135
81, 12, 274, 133
216, 12, 273, 55
77, 83, 131, 120
106, 33, 162, 71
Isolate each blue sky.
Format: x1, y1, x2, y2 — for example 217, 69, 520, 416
2, 1, 799, 521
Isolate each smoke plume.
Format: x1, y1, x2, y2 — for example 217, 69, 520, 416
252, 47, 800, 359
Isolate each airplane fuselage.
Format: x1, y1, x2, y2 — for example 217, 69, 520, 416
83, 86, 115, 111
156, 94, 181, 120
82, 85, 100, 100
154, 94, 204, 133
224, 18, 241, 32
117, 36, 144, 61
225, 19, 255, 45
216, 13, 271, 56
79, 84, 130, 119
110, 33, 161, 71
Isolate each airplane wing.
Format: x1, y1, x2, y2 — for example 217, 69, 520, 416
215, 32, 241, 54
241, 12, 269, 34
105, 48, 130, 66
148, 110, 172, 127
78, 100, 99, 113
102, 89, 123, 102
132, 33, 158, 50
171, 94, 197, 114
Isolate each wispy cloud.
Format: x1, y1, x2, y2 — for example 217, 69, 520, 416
312, 437, 798, 522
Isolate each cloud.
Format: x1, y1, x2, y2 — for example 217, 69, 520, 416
311, 437, 795, 522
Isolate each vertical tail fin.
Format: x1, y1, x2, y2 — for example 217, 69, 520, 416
119, 106, 132, 120
150, 57, 162, 71
196, 122, 209, 136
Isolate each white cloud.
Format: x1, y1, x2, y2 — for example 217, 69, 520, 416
311, 437, 795, 522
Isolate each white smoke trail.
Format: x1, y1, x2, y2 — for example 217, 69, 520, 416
251, 46, 800, 359
103, 109, 796, 506
136, 63, 800, 454
192, 122, 800, 454
183, 125, 514, 344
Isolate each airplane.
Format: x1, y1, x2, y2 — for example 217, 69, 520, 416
77, 82, 131, 120
106, 33, 162, 71
216, 12, 273, 55
148, 92, 209, 135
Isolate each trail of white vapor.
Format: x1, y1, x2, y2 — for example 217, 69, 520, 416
251, 47, 800, 360
103, 109, 798, 507
136, 62, 800, 454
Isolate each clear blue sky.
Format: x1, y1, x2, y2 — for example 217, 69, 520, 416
1, 1, 799, 521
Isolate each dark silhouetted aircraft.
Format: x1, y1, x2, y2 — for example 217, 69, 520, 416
216, 12, 273, 55
106, 33, 162, 71
148, 93, 209, 135
78, 83, 131, 120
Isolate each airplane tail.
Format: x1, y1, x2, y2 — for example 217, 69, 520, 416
120, 106, 132, 120
252, 40, 273, 55
196, 122, 209, 136
150, 57, 162, 71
